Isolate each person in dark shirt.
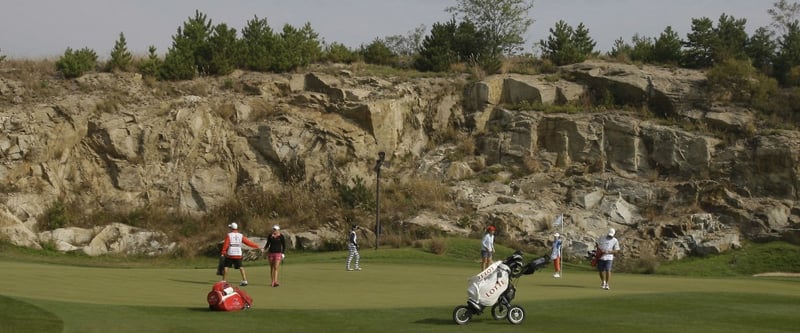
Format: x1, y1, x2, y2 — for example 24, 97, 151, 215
264, 225, 286, 287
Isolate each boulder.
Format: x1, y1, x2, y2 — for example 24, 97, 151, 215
0, 207, 41, 249
82, 223, 174, 256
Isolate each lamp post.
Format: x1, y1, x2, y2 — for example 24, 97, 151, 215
374, 151, 385, 250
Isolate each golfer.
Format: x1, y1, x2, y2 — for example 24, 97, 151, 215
596, 228, 621, 290
551, 232, 562, 278
480, 225, 496, 271
346, 225, 362, 271
220, 222, 262, 286
264, 225, 286, 287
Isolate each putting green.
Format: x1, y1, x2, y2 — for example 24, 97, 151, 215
2, 259, 799, 333
3, 260, 798, 309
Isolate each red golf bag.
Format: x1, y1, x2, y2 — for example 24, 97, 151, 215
207, 281, 252, 311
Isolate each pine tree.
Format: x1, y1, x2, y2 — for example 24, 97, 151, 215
56, 47, 98, 78
239, 15, 275, 72
572, 23, 596, 59
713, 14, 749, 63
609, 37, 633, 61
539, 20, 577, 66
775, 21, 800, 85
653, 26, 683, 64
414, 20, 460, 72
683, 17, 716, 68
207, 23, 238, 75
746, 27, 777, 75
160, 10, 212, 80
108, 32, 132, 72
630, 34, 655, 63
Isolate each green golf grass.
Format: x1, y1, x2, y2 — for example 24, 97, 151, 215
2, 239, 799, 333
2, 253, 799, 333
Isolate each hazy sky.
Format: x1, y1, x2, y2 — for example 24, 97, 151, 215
0, 0, 775, 59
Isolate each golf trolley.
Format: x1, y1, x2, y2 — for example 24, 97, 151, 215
452, 251, 549, 325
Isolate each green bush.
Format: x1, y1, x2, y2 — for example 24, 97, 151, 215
426, 238, 448, 255
136, 46, 162, 77
338, 176, 376, 211
361, 39, 397, 66
322, 42, 359, 64
41, 200, 70, 231
55, 47, 98, 78
480, 56, 503, 75
159, 43, 196, 80
707, 58, 779, 104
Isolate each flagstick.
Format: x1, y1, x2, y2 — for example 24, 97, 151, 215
560, 213, 564, 277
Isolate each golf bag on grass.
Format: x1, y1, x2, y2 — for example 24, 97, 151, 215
207, 281, 252, 311
453, 251, 549, 325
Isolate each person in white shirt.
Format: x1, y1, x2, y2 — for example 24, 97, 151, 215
596, 228, 621, 290
480, 225, 496, 271
220, 222, 262, 286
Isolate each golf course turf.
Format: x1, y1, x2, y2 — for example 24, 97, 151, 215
1, 241, 798, 333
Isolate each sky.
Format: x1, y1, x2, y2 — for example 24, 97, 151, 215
0, 0, 776, 59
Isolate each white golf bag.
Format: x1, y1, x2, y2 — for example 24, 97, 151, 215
453, 251, 549, 325
467, 261, 511, 306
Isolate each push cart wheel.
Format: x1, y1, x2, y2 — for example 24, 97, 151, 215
510, 263, 524, 277
453, 305, 472, 325
491, 303, 508, 320
507, 305, 525, 325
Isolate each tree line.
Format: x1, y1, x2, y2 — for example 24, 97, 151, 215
23, 1, 800, 92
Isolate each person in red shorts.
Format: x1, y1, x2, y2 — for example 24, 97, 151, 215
264, 225, 286, 287
220, 222, 262, 286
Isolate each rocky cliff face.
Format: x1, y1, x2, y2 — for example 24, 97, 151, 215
1, 61, 798, 260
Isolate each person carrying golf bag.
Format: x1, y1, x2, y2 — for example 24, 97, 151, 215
346, 225, 361, 271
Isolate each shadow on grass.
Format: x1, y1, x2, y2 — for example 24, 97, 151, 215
537, 283, 590, 289
188, 307, 213, 312
169, 278, 217, 285
0, 295, 63, 333
413, 317, 453, 325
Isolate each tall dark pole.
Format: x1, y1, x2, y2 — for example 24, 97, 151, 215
374, 151, 385, 250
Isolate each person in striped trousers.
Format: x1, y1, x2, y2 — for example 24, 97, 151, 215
346, 225, 361, 271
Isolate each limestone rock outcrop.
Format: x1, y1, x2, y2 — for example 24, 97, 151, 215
1, 61, 799, 261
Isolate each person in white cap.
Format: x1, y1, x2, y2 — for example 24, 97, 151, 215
264, 224, 286, 287
220, 222, 262, 286
550, 232, 562, 278
595, 227, 621, 290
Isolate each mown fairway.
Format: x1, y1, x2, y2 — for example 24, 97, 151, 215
1, 246, 799, 333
